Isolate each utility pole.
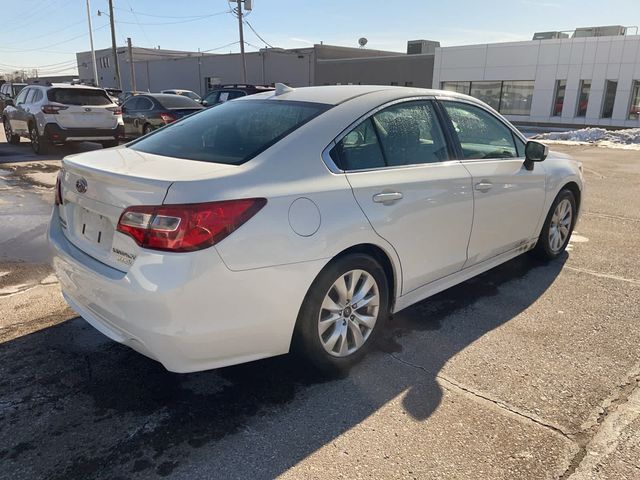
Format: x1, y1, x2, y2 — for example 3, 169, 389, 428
236, 0, 247, 83
127, 37, 137, 92
108, 0, 121, 89
85, 0, 99, 86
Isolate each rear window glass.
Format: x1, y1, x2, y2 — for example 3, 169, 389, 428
48, 88, 112, 106
156, 95, 201, 109
129, 100, 329, 165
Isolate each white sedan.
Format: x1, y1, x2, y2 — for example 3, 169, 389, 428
48, 85, 583, 373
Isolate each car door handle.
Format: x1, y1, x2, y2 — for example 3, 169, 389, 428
373, 192, 403, 203
474, 181, 493, 192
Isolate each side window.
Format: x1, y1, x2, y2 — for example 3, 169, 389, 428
15, 88, 30, 105
218, 91, 231, 102
513, 134, 526, 158
443, 101, 517, 160
138, 98, 154, 110
124, 97, 141, 110
372, 101, 449, 166
31, 90, 42, 103
330, 118, 385, 171
227, 91, 246, 100
24, 89, 37, 104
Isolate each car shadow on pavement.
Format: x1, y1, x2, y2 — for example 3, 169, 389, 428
0, 253, 566, 479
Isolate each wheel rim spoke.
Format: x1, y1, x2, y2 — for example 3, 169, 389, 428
319, 313, 340, 335
348, 321, 364, 350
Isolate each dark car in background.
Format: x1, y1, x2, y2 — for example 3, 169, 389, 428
121, 93, 203, 138
161, 89, 202, 102
0, 82, 27, 99
201, 84, 274, 107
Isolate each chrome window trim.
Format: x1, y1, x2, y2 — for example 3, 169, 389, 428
320, 95, 444, 174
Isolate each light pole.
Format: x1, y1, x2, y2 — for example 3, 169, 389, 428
236, 0, 247, 83
85, 0, 99, 86
97, 3, 121, 89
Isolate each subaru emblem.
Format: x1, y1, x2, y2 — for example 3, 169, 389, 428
85, 107, 92, 112
75, 178, 88, 193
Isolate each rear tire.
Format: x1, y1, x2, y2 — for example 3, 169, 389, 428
293, 253, 389, 373
3, 119, 20, 145
142, 124, 153, 136
29, 123, 50, 155
533, 189, 576, 260
100, 140, 119, 149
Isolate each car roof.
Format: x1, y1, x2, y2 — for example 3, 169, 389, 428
240, 85, 474, 106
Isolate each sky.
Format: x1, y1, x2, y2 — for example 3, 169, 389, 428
1, 0, 639, 77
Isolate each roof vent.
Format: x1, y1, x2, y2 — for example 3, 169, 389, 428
275, 83, 294, 96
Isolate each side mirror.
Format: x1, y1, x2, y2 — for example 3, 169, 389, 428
524, 140, 548, 170
201, 100, 208, 107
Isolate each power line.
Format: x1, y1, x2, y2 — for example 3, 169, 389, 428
111, 7, 228, 19
243, 19, 274, 48
0, 24, 109, 53
114, 11, 231, 27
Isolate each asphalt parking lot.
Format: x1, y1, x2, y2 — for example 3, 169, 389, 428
0, 134, 639, 479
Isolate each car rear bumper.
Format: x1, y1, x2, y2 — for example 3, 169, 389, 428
44, 123, 124, 143
48, 209, 325, 372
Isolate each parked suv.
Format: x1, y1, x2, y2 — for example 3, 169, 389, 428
201, 84, 274, 106
2, 84, 124, 154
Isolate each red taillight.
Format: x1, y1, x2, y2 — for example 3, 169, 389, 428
107, 106, 122, 115
116, 199, 267, 252
42, 104, 68, 114
159, 112, 177, 124
54, 171, 63, 205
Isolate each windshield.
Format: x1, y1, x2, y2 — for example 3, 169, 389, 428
129, 100, 329, 165
47, 88, 112, 106
156, 95, 202, 109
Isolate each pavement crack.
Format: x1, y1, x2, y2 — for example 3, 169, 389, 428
583, 211, 640, 223
388, 353, 576, 440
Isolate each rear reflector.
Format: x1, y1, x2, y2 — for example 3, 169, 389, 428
116, 198, 266, 252
107, 106, 122, 115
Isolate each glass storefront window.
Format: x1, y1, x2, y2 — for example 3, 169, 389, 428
576, 80, 591, 117
500, 81, 534, 115
469, 81, 502, 110
601, 80, 618, 118
628, 80, 640, 120
552, 80, 567, 116
441, 81, 471, 95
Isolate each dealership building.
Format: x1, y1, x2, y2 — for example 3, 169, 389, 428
77, 25, 640, 128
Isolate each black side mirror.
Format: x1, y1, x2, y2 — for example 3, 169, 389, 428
524, 140, 548, 170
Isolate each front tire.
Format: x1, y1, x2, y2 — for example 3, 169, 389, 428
293, 253, 389, 372
3, 119, 20, 145
533, 189, 576, 260
29, 123, 50, 155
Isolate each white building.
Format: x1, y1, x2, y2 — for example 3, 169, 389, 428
433, 27, 640, 128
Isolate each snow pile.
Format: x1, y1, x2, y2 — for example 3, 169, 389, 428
533, 127, 640, 150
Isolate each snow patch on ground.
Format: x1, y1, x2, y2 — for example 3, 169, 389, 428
534, 128, 640, 150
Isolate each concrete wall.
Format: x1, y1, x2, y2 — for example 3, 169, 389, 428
316, 54, 434, 88
433, 35, 640, 128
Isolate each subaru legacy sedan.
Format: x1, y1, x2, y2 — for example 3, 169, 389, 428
48, 85, 583, 373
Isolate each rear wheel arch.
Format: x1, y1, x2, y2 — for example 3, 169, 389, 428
330, 243, 398, 311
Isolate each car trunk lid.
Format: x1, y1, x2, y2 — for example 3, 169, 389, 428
58, 147, 236, 271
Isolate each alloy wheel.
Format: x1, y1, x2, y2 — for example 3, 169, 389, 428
3, 120, 11, 139
30, 126, 39, 153
318, 269, 379, 357
549, 198, 572, 252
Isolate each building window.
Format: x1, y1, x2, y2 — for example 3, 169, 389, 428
552, 80, 566, 116
628, 80, 640, 120
576, 80, 591, 117
601, 80, 618, 118
390, 81, 398, 86
404, 81, 413, 87
441, 81, 471, 95
500, 81, 534, 115
470, 81, 502, 110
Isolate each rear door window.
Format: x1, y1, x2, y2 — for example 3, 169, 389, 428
156, 95, 200, 109
129, 100, 329, 165
47, 88, 112, 106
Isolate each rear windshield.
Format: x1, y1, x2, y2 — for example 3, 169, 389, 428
48, 88, 112, 106
156, 95, 201, 109
129, 100, 329, 165
12, 84, 26, 97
